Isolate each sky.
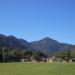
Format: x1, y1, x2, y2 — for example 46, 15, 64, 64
0, 0, 75, 44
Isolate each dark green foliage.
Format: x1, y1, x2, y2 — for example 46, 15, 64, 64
0, 48, 33, 62
21, 50, 33, 61
56, 50, 74, 62
33, 51, 47, 62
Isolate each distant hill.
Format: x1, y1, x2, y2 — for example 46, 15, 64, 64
0, 34, 75, 54
0, 34, 29, 49
30, 37, 75, 54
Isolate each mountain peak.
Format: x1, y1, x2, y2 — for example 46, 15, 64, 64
43, 37, 51, 40
41, 37, 58, 43
8, 35, 17, 38
0, 34, 6, 37
0, 34, 75, 54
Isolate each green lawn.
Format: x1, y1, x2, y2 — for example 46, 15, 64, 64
0, 62, 75, 75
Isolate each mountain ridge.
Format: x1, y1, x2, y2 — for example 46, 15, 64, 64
0, 34, 75, 54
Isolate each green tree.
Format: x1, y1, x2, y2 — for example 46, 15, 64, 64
57, 50, 72, 62
33, 51, 47, 62
22, 50, 33, 61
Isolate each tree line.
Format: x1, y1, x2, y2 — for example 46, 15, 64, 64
0, 48, 47, 62
0, 47, 75, 62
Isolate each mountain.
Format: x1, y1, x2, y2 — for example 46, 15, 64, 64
30, 37, 75, 54
0, 34, 75, 54
0, 34, 29, 49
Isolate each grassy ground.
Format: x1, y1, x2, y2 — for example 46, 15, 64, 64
0, 62, 75, 75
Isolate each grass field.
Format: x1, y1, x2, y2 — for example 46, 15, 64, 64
0, 62, 75, 75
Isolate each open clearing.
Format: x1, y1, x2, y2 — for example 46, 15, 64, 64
0, 63, 75, 75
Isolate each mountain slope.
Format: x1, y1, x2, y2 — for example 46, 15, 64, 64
0, 34, 29, 49
0, 34, 75, 54
30, 37, 75, 54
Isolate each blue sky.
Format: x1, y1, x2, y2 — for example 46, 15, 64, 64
0, 0, 75, 44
